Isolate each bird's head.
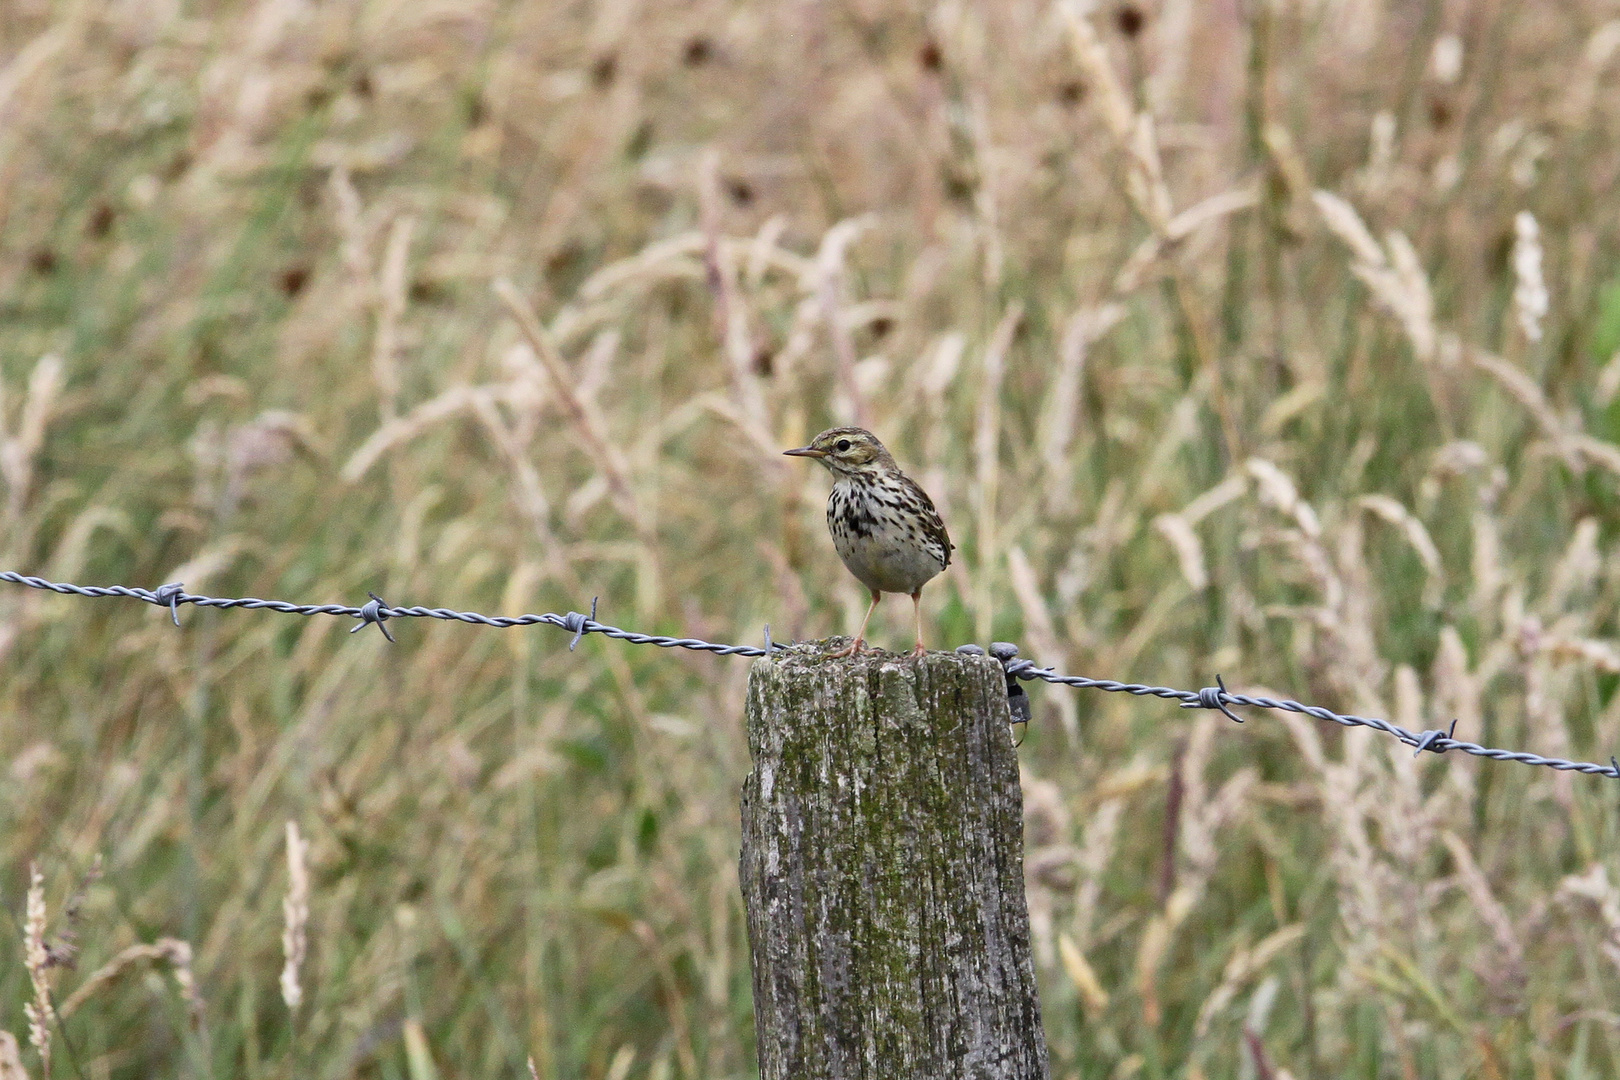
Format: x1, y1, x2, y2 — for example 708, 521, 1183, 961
782, 427, 895, 477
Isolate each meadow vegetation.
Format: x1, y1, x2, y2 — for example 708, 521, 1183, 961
2, 0, 1620, 1076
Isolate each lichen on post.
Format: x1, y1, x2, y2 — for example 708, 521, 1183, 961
739, 640, 1049, 1080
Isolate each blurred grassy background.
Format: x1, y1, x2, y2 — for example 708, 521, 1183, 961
2, 0, 1619, 1076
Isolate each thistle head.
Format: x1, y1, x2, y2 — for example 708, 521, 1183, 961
782, 427, 897, 477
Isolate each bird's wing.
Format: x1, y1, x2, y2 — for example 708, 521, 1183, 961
905, 475, 953, 568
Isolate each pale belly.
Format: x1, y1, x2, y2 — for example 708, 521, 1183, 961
827, 504, 947, 595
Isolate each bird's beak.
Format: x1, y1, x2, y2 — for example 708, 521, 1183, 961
782, 446, 828, 458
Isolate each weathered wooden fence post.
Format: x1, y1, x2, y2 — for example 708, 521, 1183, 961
739, 642, 1049, 1080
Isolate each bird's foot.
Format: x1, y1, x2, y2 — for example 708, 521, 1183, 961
909, 641, 927, 659
827, 637, 865, 659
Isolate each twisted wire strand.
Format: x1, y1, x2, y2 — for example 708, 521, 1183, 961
2, 570, 1615, 779
999, 658, 1620, 779
0, 572, 775, 654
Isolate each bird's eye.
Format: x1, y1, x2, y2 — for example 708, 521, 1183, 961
836, 439, 851, 452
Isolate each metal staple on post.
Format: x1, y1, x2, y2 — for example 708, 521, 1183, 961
0, 569, 1615, 781
987, 643, 1033, 727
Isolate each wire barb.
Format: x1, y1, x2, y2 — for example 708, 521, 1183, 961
0, 569, 1615, 781
350, 592, 395, 642
154, 582, 185, 627
1412, 718, 1459, 758
1006, 659, 1618, 780
1184, 675, 1243, 723
565, 597, 600, 651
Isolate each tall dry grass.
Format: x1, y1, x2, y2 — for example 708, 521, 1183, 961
1, 0, 1619, 1077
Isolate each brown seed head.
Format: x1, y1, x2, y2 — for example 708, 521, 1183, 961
1115, 4, 1145, 38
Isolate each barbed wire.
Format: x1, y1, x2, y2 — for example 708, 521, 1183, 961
976, 648, 1620, 779
2, 569, 1616, 780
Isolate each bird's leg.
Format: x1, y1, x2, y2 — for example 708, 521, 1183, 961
909, 590, 926, 658
829, 589, 881, 658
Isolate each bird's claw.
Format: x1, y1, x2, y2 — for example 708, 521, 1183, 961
828, 637, 865, 659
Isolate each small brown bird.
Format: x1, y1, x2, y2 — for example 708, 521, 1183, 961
784, 427, 953, 657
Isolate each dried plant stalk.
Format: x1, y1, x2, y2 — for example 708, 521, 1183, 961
973, 303, 1023, 642
281, 820, 310, 1012
1041, 304, 1124, 486
812, 217, 874, 428
59, 939, 199, 1021
698, 149, 771, 438
494, 279, 643, 530
0, 354, 63, 530
21, 865, 50, 1079
0, 1030, 27, 1080
371, 214, 417, 421
1512, 211, 1548, 344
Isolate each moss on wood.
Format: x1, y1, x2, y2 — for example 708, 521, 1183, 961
740, 640, 1049, 1080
